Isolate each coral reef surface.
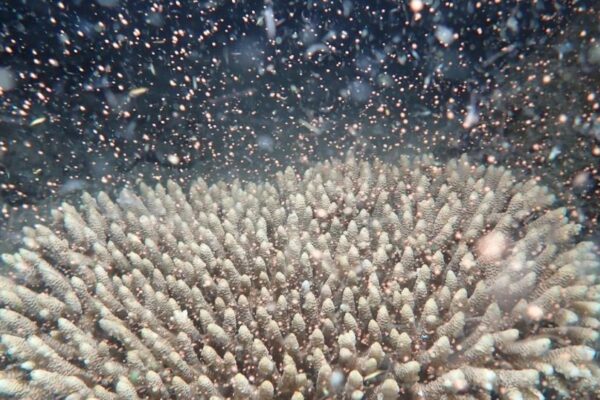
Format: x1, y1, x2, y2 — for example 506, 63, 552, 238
1, 155, 599, 399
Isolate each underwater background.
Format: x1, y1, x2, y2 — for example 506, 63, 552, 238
1, 0, 598, 249
0, 0, 599, 399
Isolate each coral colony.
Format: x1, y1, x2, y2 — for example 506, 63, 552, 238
1, 155, 598, 399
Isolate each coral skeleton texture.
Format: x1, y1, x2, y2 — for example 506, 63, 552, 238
0, 154, 599, 399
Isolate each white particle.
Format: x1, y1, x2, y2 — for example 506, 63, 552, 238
435, 26, 455, 46
263, 7, 276, 40
476, 231, 508, 261
330, 370, 344, 389
167, 154, 180, 165
526, 304, 544, 321
0, 67, 16, 91
549, 146, 561, 161
301, 280, 311, 293
462, 104, 479, 129
409, 0, 424, 13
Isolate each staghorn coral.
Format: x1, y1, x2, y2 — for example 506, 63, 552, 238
0, 154, 599, 400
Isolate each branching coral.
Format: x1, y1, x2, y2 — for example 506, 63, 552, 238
0, 154, 599, 399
